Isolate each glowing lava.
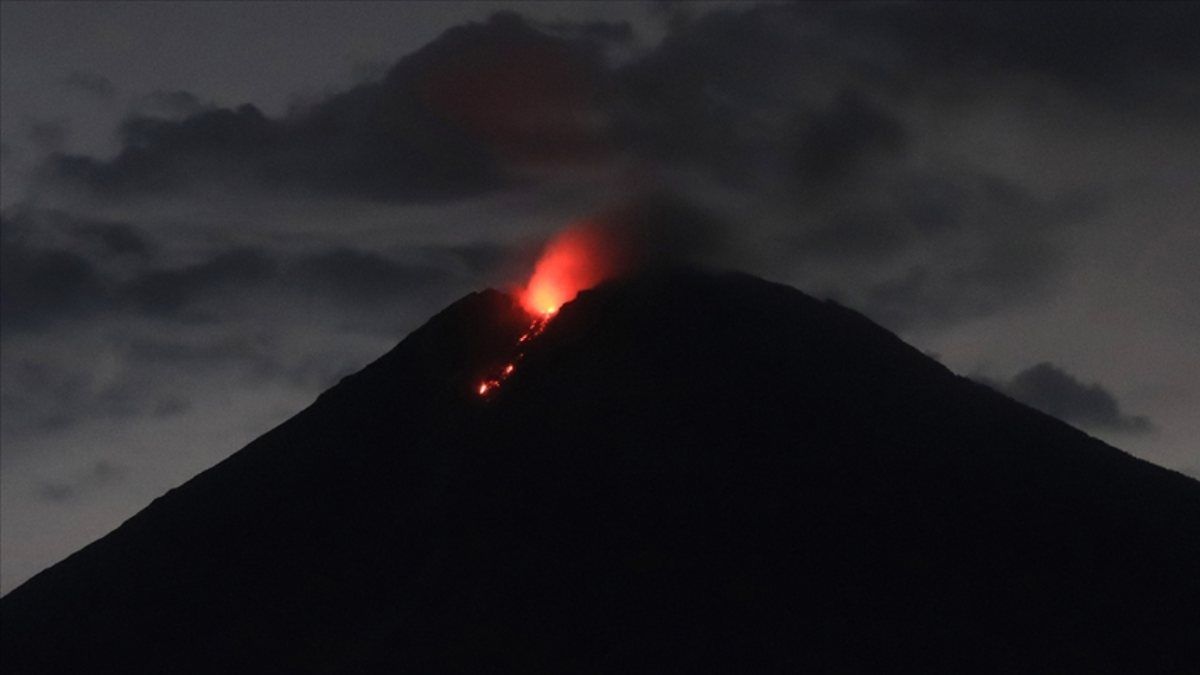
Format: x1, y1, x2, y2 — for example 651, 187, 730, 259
518, 223, 616, 315
477, 221, 618, 398
476, 312, 554, 398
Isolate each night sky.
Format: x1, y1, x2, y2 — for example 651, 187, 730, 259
2, 1, 1197, 594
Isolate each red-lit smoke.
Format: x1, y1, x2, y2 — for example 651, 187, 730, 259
479, 199, 712, 397
518, 221, 622, 315
478, 222, 618, 398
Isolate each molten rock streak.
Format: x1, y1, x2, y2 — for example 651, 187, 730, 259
477, 311, 553, 398
478, 220, 622, 397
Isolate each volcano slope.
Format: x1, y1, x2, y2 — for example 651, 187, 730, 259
3, 270, 1198, 673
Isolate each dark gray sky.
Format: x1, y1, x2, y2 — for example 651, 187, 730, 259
2, 1, 1197, 594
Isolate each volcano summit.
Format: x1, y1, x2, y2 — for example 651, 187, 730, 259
2, 270, 1198, 673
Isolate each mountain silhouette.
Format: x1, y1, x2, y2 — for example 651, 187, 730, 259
3, 270, 1198, 673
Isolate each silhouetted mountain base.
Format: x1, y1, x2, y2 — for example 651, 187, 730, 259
3, 270, 1198, 673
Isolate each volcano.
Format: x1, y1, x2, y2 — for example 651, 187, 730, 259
3, 270, 1198, 673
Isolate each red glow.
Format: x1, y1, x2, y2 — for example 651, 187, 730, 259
475, 314, 553, 398
518, 222, 618, 316
477, 222, 619, 398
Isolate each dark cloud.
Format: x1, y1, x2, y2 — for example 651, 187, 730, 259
981, 362, 1151, 433
863, 236, 1061, 330
1, 205, 487, 336
72, 221, 153, 258
0, 238, 472, 437
35, 460, 125, 503
59, 70, 116, 99
0, 349, 191, 435
793, 167, 1094, 330
45, 13, 611, 201
137, 90, 211, 118
543, 19, 635, 45
613, 1, 1200, 187
117, 245, 466, 323
121, 333, 293, 386
612, 5, 800, 181
588, 191, 731, 272
15, 4, 1185, 340
287, 248, 452, 304
794, 92, 907, 192
0, 244, 105, 328
124, 248, 277, 317
392, 11, 609, 165
36, 0, 1198, 260
823, 1, 1200, 109
0, 209, 158, 332
0, 207, 491, 439
28, 119, 70, 152
0, 219, 110, 333
2, 357, 92, 432
36, 4, 1200, 204
0, 203, 531, 441
434, 242, 520, 278
6, 3, 1193, 434
350, 60, 393, 85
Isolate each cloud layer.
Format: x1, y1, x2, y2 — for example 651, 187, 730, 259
981, 362, 1152, 434
9, 2, 1197, 443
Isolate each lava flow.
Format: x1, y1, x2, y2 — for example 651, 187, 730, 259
476, 310, 554, 398
476, 222, 616, 398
